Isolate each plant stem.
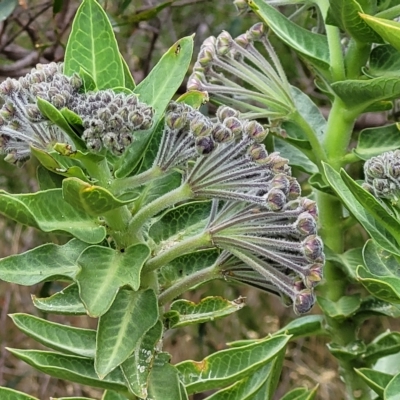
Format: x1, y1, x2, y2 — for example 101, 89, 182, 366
128, 183, 193, 240
344, 40, 371, 79
158, 265, 220, 306
143, 231, 213, 274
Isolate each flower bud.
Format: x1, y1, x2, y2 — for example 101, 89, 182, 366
288, 178, 301, 200
120, 132, 133, 146
235, 33, 251, 48
248, 23, 265, 41
25, 105, 43, 122
198, 45, 215, 67
303, 235, 324, 262
294, 289, 315, 315
216, 31, 232, 56
295, 212, 317, 236
265, 188, 286, 211
166, 112, 188, 130
305, 264, 323, 288
70, 73, 82, 90
190, 114, 212, 137
211, 123, 233, 143
248, 143, 268, 163
187, 76, 204, 91
265, 152, 289, 173
0, 102, 15, 120
300, 198, 318, 219
223, 117, 242, 137
216, 106, 239, 122
129, 110, 144, 127
52, 93, 67, 108
86, 138, 102, 152
365, 160, 385, 179
195, 135, 215, 155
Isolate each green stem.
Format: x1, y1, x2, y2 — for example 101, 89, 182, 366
143, 231, 213, 274
128, 183, 193, 240
158, 265, 219, 306
344, 39, 371, 79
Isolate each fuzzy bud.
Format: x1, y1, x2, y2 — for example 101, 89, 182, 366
288, 178, 301, 200
305, 264, 323, 288
303, 235, 324, 262
190, 114, 212, 137
248, 23, 265, 41
216, 106, 239, 122
235, 33, 251, 48
295, 212, 317, 236
248, 143, 268, 163
294, 289, 315, 315
223, 117, 242, 137
195, 135, 215, 155
216, 31, 232, 56
198, 45, 215, 67
265, 188, 286, 211
212, 123, 233, 143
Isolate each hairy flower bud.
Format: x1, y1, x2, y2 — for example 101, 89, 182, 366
294, 289, 315, 315
248, 23, 265, 41
195, 135, 215, 155
212, 123, 233, 143
216, 31, 232, 56
303, 235, 324, 262
265, 188, 286, 211
248, 143, 268, 163
295, 212, 317, 236
190, 114, 212, 137
216, 106, 239, 122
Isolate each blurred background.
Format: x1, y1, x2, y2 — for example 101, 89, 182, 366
0, 1, 394, 398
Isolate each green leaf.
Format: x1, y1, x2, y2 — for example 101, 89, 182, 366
360, 13, 400, 52
323, 163, 400, 255
64, 0, 124, 89
121, 321, 163, 398
62, 177, 135, 216
247, 0, 330, 71
324, 246, 364, 280
176, 334, 290, 394
0, 387, 38, 400
0, 239, 87, 285
79, 66, 97, 92
10, 313, 96, 358
96, 289, 159, 378
357, 240, 400, 303
149, 201, 211, 243
115, 35, 193, 178
37, 165, 64, 190
355, 123, 400, 160
165, 296, 245, 329
0, 189, 106, 243
328, 340, 366, 362
327, 0, 383, 43
355, 368, 393, 397
357, 297, 400, 319
364, 331, 400, 364
102, 391, 129, 400
317, 294, 361, 321
365, 45, 400, 78
176, 90, 209, 109
60, 107, 84, 128
147, 363, 188, 400
36, 98, 85, 150
32, 283, 87, 315
7, 349, 128, 394
331, 77, 400, 112
0, 0, 17, 22
384, 372, 400, 400
76, 244, 150, 317
275, 315, 326, 339
280, 386, 318, 400
121, 55, 135, 90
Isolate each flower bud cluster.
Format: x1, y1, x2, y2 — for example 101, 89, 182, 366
363, 150, 400, 203
187, 23, 294, 121
68, 91, 154, 155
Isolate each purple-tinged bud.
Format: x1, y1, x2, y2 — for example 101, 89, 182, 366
266, 152, 289, 173
389, 162, 400, 179
0, 78, 20, 95
125, 95, 138, 107
284, 199, 301, 210
288, 178, 301, 200
294, 289, 315, 315
216, 31, 232, 56
8, 120, 21, 131
0, 102, 15, 120
98, 108, 112, 122
129, 110, 144, 127
166, 112, 188, 130
243, 120, 268, 142
198, 45, 215, 67
365, 160, 385, 179
248, 143, 268, 163
305, 264, 323, 288
70, 73, 82, 90
233, 0, 248, 12
25, 105, 43, 122
300, 198, 318, 219
52, 93, 67, 108
248, 23, 265, 41
295, 212, 317, 236
187, 76, 204, 91
373, 178, 392, 196
303, 235, 324, 262
120, 132, 133, 146
271, 173, 290, 193
195, 135, 215, 155
223, 117, 242, 137
190, 114, 212, 137
216, 106, 239, 122
212, 123, 233, 143
86, 138, 102, 152
235, 33, 251, 48
202, 36, 217, 48
141, 117, 153, 130
265, 188, 286, 211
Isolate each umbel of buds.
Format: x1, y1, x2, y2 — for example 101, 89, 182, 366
363, 150, 400, 204
187, 23, 295, 121
0, 62, 154, 161
150, 102, 324, 314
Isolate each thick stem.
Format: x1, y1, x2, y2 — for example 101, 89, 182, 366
344, 40, 371, 80
158, 265, 220, 306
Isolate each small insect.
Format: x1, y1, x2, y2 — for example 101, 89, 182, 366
175, 44, 181, 55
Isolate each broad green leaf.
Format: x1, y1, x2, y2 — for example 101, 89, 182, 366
317, 294, 361, 321
79, 66, 97, 92
355, 124, 400, 160
0, 189, 106, 243
364, 331, 400, 364
32, 283, 87, 315
355, 368, 393, 397
60, 107, 84, 128
324, 246, 363, 280
176, 334, 290, 394
323, 163, 400, 255
158, 249, 220, 288
37, 165, 64, 190
327, 0, 382, 43
102, 391, 129, 400
275, 315, 326, 339
115, 36, 194, 178
76, 244, 150, 317
31, 147, 89, 183
176, 90, 209, 109
121, 55, 135, 90
357, 240, 400, 303
280, 386, 318, 400
247, 0, 330, 71
64, 0, 124, 89
96, 289, 159, 378
7, 349, 128, 394
205, 350, 286, 400
10, 313, 96, 358
328, 340, 366, 362
366, 45, 400, 78
357, 297, 400, 319
36, 98, 85, 150
62, 177, 134, 216
0, 387, 38, 400
331, 77, 400, 112
0, 239, 87, 285
121, 321, 163, 398
360, 13, 400, 52
165, 296, 245, 329
341, 169, 400, 248
0, 0, 18, 22
384, 372, 400, 399
147, 363, 188, 400
149, 201, 211, 243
